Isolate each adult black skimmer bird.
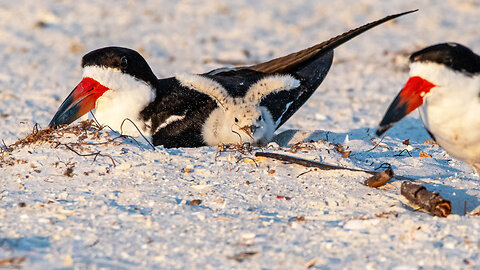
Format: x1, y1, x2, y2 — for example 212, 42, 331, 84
50, 10, 416, 148
376, 43, 480, 181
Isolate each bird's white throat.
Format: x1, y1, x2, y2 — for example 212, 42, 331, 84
411, 62, 480, 164
82, 66, 155, 140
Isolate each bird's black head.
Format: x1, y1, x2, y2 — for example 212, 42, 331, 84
81, 46, 158, 86
49, 47, 158, 129
409, 43, 480, 75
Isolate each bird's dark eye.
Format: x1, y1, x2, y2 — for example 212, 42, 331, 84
234, 117, 239, 123
120, 56, 128, 70
258, 115, 262, 121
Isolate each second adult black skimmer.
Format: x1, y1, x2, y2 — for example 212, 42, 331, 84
377, 43, 480, 181
49, 10, 416, 148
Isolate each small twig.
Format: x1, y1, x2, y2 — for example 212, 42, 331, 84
89, 111, 106, 131
32, 123, 41, 136
120, 118, 155, 150
255, 152, 376, 174
257, 152, 418, 181
374, 162, 392, 171
231, 124, 243, 144
61, 143, 116, 167
367, 133, 387, 152
394, 149, 412, 157
297, 169, 314, 178
237, 157, 259, 167
89, 113, 148, 148
88, 239, 100, 248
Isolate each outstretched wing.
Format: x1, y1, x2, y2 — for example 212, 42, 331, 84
216, 10, 417, 129
247, 10, 417, 75
145, 10, 417, 147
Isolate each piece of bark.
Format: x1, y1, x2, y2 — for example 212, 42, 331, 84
418, 151, 432, 157
364, 167, 394, 188
401, 182, 451, 217
188, 199, 202, 206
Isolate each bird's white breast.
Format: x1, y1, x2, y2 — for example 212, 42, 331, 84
412, 62, 480, 164
83, 66, 155, 140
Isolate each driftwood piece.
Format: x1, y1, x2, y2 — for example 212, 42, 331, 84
364, 167, 394, 188
401, 182, 451, 217
255, 152, 375, 174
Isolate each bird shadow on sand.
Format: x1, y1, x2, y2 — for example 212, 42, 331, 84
272, 120, 480, 215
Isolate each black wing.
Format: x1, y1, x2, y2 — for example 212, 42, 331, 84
143, 10, 417, 147
139, 77, 217, 147
214, 10, 418, 129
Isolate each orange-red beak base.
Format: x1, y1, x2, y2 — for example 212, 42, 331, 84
49, 77, 108, 128
376, 76, 436, 136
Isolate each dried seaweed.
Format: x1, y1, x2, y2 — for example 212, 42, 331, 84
2, 121, 118, 167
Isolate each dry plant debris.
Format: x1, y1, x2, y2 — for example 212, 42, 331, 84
0, 256, 26, 267
424, 139, 436, 145
334, 143, 351, 158
1, 121, 122, 168
12, 120, 100, 148
228, 251, 258, 262
288, 142, 317, 152
401, 182, 451, 217
216, 143, 256, 156
188, 199, 202, 206
364, 167, 394, 188
418, 151, 432, 158
304, 258, 318, 268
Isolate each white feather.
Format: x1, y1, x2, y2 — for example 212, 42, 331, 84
82, 66, 155, 139
157, 115, 186, 130
175, 73, 232, 108
411, 62, 480, 165
244, 74, 300, 104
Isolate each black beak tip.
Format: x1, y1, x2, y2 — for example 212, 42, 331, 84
48, 102, 81, 129
375, 124, 392, 137
48, 113, 66, 129
48, 119, 59, 129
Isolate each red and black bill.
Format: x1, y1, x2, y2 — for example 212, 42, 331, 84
376, 76, 436, 136
49, 77, 108, 128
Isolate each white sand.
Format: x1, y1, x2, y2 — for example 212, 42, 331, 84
1, 0, 480, 269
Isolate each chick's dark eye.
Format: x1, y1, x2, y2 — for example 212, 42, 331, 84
234, 117, 239, 123
258, 116, 262, 121
120, 56, 128, 70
